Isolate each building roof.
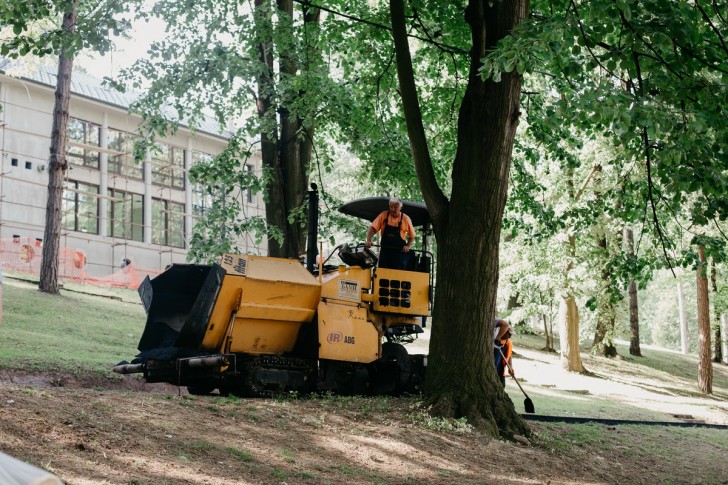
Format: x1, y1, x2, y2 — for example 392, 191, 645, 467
0, 58, 232, 140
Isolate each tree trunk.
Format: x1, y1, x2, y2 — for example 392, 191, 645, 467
255, 0, 285, 256
389, 0, 529, 437
276, 0, 317, 258
678, 282, 688, 354
710, 263, 722, 363
542, 314, 554, 351
558, 167, 591, 373
558, 294, 586, 372
721, 314, 728, 365
625, 226, 642, 356
39, 4, 77, 294
696, 245, 713, 393
256, 0, 319, 259
592, 228, 617, 357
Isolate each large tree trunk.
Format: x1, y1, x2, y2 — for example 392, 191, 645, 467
276, 0, 318, 258
625, 226, 642, 356
39, 4, 77, 294
389, 0, 529, 437
255, 0, 285, 256
710, 263, 722, 363
256, 0, 319, 258
696, 245, 713, 393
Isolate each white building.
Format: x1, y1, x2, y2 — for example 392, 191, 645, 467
0, 59, 265, 280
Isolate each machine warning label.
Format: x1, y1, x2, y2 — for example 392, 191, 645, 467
338, 279, 360, 301
222, 254, 247, 275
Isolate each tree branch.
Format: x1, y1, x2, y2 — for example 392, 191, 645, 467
389, 0, 448, 228
695, 0, 728, 56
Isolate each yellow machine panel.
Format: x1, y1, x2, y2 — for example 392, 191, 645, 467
229, 318, 306, 354
317, 301, 379, 363
201, 254, 322, 353
320, 266, 372, 303
373, 268, 430, 316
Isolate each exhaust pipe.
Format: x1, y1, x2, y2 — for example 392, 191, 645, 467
112, 363, 144, 374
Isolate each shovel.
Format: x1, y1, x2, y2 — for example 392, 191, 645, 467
498, 347, 535, 414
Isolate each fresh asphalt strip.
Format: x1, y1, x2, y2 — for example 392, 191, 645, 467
521, 414, 728, 429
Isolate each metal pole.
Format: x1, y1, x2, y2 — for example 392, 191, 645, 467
306, 184, 318, 274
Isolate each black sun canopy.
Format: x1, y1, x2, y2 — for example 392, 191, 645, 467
338, 197, 431, 228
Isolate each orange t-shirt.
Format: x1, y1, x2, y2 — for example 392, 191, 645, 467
500, 339, 513, 377
371, 211, 416, 243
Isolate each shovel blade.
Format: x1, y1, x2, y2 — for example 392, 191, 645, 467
524, 397, 535, 414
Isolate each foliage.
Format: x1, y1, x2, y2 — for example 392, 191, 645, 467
486, 0, 727, 263
490, 0, 726, 358
0, 0, 133, 58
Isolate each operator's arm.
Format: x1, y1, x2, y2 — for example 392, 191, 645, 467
365, 213, 384, 248
364, 225, 377, 248
403, 216, 416, 252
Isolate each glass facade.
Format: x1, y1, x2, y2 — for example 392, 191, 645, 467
108, 128, 143, 179
67, 118, 100, 168
152, 198, 185, 248
56, 121, 240, 253
62, 180, 99, 234
107, 188, 144, 242
151, 143, 185, 189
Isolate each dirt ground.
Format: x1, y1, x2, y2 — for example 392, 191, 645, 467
0, 365, 727, 485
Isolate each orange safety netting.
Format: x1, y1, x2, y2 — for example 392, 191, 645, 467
0, 236, 161, 289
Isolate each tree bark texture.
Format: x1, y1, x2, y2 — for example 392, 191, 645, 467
710, 263, 722, 363
625, 227, 642, 356
696, 246, 713, 393
542, 314, 554, 352
256, 0, 319, 259
390, 0, 529, 437
558, 295, 586, 372
678, 282, 688, 354
592, 228, 617, 357
722, 314, 728, 365
39, 4, 77, 295
558, 168, 587, 372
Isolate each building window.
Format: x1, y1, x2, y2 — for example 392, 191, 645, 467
192, 183, 215, 218
191, 150, 216, 219
67, 118, 100, 168
62, 180, 99, 234
191, 150, 212, 166
108, 128, 143, 180
152, 198, 185, 248
244, 164, 253, 204
151, 143, 185, 189
107, 188, 144, 242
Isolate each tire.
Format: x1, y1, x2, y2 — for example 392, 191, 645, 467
370, 342, 412, 396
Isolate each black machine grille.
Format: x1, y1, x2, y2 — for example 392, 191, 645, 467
378, 278, 412, 309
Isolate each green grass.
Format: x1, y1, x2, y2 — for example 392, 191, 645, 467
226, 447, 253, 462
0, 278, 145, 375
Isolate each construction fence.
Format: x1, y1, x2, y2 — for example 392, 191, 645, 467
0, 236, 161, 289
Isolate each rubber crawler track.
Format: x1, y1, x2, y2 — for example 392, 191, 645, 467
522, 414, 728, 429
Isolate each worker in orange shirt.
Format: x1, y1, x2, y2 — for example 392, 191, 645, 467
494, 318, 515, 387
364, 198, 415, 270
